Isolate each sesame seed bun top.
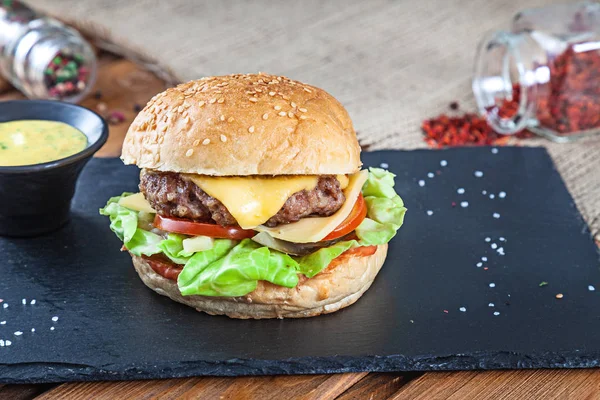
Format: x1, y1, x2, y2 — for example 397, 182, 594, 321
121, 73, 362, 176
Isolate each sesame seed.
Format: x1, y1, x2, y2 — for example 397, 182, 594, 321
274, 105, 282, 111
209, 98, 216, 104
199, 101, 206, 107
299, 115, 307, 120
299, 108, 307, 113
248, 126, 255, 133
202, 138, 210, 145
217, 98, 224, 103
291, 102, 297, 108
220, 134, 227, 142
155, 154, 160, 162
177, 106, 184, 112
303, 87, 312, 93
556, 293, 564, 299
269, 91, 276, 96
183, 117, 189, 123
220, 115, 225, 121
288, 111, 294, 118
263, 113, 269, 120
185, 149, 194, 157
278, 111, 287, 116
184, 103, 191, 109
193, 139, 200, 146
228, 117, 234, 122
249, 97, 258, 103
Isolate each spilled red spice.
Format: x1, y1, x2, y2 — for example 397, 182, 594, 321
422, 98, 533, 148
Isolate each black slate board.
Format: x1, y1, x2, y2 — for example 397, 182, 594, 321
1, 147, 599, 384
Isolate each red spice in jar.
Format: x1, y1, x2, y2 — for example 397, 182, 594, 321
536, 46, 600, 134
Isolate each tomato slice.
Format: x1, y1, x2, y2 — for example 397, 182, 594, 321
153, 215, 255, 240
322, 194, 367, 241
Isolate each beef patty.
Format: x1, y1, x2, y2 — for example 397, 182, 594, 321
139, 170, 345, 227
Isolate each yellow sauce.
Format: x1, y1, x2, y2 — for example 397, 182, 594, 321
0, 120, 87, 166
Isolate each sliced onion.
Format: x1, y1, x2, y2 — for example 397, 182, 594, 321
252, 231, 352, 256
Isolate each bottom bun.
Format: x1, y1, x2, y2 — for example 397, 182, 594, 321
131, 244, 387, 319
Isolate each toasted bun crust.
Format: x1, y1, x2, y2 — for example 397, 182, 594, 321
121, 73, 362, 176
131, 244, 387, 319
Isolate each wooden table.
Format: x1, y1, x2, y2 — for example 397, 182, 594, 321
0, 51, 598, 400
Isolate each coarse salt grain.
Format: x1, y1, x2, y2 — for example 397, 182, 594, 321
220, 134, 227, 142
460, 201, 469, 208
248, 126, 255, 133
0, 321, 5, 325
491, 148, 499, 154
457, 188, 465, 194
0, 340, 3, 347
418, 180, 425, 187
497, 247, 505, 255
459, 307, 467, 312
499, 237, 506, 242
427, 172, 434, 178
50, 327, 55, 331
489, 194, 495, 199
493, 213, 501, 219
380, 162, 389, 168
482, 256, 488, 261
489, 283, 496, 288
488, 303, 495, 307
21, 299, 25, 305
426, 210, 433, 216
482, 190, 487, 195
476, 262, 483, 267
440, 160, 448, 167
589, 285, 596, 291
474, 170, 483, 177
499, 191, 506, 198
31, 328, 35, 332
51, 316, 59, 322
3, 304, 7, 309
185, 149, 194, 157
202, 138, 210, 145
493, 311, 500, 316
491, 243, 498, 249
485, 237, 491, 242
14, 331, 22, 336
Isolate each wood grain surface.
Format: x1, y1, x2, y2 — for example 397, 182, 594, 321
0, 52, 598, 400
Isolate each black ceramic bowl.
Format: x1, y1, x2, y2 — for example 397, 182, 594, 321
0, 100, 108, 237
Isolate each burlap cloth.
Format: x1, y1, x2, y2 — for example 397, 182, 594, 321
28, 0, 600, 240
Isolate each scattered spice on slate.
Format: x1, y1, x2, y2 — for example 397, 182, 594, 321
44, 51, 90, 99
107, 111, 126, 125
93, 90, 102, 99
133, 103, 142, 112
449, 101, 459, 111
556, 293, 564, 299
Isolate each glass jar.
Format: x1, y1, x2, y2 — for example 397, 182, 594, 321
0, 0, 96, 103
473, 1, 600, 142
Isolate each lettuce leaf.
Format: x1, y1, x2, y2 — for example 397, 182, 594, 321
99, 196, 163, 257
100, 167, 406, 297
178, 239, 299, 296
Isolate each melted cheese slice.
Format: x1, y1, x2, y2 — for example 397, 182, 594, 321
255, 170, 368, 243
185, 174, 319, 229
118, 192, 156, 213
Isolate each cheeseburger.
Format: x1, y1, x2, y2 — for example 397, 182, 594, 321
100, 73, 406, 319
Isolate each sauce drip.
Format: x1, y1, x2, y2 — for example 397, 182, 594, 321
0, 120, 87, 166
